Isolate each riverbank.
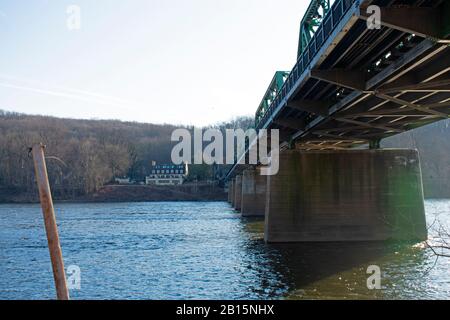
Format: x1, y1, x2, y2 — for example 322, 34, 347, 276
0, 183, 227, 204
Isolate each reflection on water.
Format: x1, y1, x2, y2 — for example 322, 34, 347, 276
0, 200, 449, 299
269, 241, 435, 299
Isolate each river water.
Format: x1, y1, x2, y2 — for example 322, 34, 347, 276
0, 200, 449, 300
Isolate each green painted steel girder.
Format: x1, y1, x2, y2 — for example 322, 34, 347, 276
255, 0, 333, 128
297, 0, 331, 59
255, 71, 290, 126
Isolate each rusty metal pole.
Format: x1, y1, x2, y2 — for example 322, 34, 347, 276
31, 143, 70, 300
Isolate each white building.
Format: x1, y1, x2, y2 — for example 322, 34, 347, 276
145, 163, 188, 186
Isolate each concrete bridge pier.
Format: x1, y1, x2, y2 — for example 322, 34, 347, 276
265, 149, 428, 243
228, 179, 234, 204
241, 168, 266, 217
234, 175, 243, 211
230, 178, 236, 208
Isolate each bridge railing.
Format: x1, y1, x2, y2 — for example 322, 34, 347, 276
255, 0, 357, 129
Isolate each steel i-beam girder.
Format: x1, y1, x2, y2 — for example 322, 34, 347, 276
359, 3, 450, 44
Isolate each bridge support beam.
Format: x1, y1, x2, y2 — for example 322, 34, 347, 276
241, 168, 267, 217
234, 175, 243, 211
359, 5, 450, 43
265, 149, 427, 243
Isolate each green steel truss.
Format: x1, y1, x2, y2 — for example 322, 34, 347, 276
298, 0, 330, 59
255, 0, 331, 128
255, 71, 290, 126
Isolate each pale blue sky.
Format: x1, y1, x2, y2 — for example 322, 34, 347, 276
0, 0, 309, 126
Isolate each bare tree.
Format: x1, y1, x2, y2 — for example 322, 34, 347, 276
426, 218, 450, 258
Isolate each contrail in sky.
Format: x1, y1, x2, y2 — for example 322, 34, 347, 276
0, 74, 145, 109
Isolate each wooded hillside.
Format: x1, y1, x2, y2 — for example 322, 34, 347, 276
0, 109, 448, 201
382, 119, 450, 198
0, 110, 252, 200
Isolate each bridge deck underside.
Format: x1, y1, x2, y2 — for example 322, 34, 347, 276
278, 43, 450, 150
267, 0, 450, 150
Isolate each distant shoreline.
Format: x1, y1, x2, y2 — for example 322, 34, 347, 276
1, 190, 449, 205
0, 183, 227, 204
0, 199, 230, 205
